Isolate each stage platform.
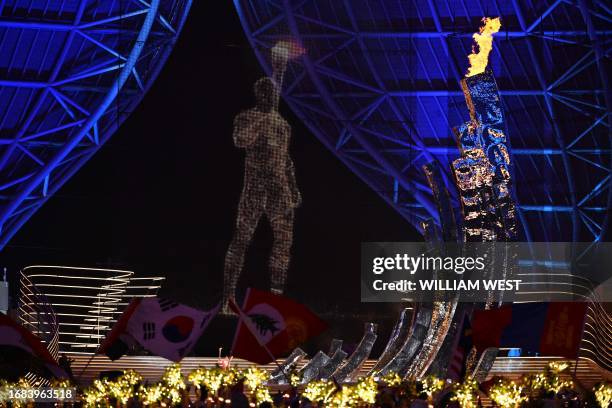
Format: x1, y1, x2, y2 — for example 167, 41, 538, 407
69, 354, 610, 387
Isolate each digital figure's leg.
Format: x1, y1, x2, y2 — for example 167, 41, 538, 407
268, 210, 294, 294
222, 199, 261, 311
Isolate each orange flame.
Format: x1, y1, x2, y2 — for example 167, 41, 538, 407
466, 17, 501, 77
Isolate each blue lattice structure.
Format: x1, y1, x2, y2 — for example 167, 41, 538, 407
0, 0, 192, 249
234, 0, 610, 243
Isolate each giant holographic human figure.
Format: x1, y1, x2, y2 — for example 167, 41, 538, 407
222, 42, 302, 313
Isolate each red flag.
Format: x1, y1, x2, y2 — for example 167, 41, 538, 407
230, 288, 327, 364
0, 314, 66, 378
539, 303, 587, 357
99, 297, 220, 362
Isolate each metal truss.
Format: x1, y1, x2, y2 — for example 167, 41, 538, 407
0, 0, 193, 250
235, 0, 611, 242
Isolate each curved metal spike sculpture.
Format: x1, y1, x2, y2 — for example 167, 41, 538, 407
0, 0, 193, 249
331, 322, 377, 383
378, 306, 433, 378
299, 350, 330, 384
317, 347, 348, 381
268, 347, 306, 384
327, 338, 343, 357
405, 301, 457, 379
368, 308, 412, 375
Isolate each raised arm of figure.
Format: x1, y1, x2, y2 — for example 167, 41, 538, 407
232, 111, 268, 148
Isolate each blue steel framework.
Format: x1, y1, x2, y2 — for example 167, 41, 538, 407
0, 0, 192, 249
234, 0, 610, 243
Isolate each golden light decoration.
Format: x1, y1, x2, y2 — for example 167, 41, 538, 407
107, 370, 143, 405
303, 379, 336, 403
138, 383, 164, 406
189, 366, 270, 405
242, 367, 269, 390
379, 372, 402, 387
303, 377, 378, 408
221, 367, 241, 388
253, 386, 273, 405
544, 372, 573, 393
522, 362, 573, 395
120, 369, 143, 386
523, 372, 547, 393
488, 378, 527, 408
0, 379, 34, 408
289, 372, 302, 387
354, 376, 378, 405
0, 380, 10, 405
594, 382, 612, 408
6, 365, 609, 408
452, 378, 479, 408
243, 367, 272, 405
83, 378, 110, 407
421, 375, 445, 399
188, 366, 225, 394
159, 363, 186, 405
328, 385, 356, 408
161, 363, 185, 390
548, 361, 570, 374
51, 378, 74, 403
187, 367, 210, 388
50, 378, 72, 388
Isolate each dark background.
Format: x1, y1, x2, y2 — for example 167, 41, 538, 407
2, 1, 420, 354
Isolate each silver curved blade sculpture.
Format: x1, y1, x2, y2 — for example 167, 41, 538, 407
327, 338, 343, 356
267, 347, 306, 384
405, 300, 458, 379
332, 323, 377, 383
299, 350, 331, 384
379, 306, 432, 377
425, 303, 472, 378
368, 308, 412, 376
317, 348, 348, 380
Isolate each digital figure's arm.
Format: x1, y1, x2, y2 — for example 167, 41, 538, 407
280, 122, 301, 208
270, 41, 304, 111
233, 111, 268, 148
286, 156, 302, 208
270, 44, 289, 112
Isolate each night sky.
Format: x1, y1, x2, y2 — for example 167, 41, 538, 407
2, 1, 420, 353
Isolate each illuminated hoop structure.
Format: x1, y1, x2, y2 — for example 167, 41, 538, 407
581, 289, 612, 371
18, 270, 60, 359
234, 0, 610, 243
0, 0, 193, 250
20, 266, 164, 354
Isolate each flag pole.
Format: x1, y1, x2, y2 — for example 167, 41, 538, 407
75, 344, 100, 383
75, 298, 141, 382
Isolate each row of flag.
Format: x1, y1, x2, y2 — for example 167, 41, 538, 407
98, 288, 327, 364
0, 289, 588, 380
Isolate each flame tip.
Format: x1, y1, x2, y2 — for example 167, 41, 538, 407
465, 16, 502, 77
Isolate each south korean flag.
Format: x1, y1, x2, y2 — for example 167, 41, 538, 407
125, 297, 220, 362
